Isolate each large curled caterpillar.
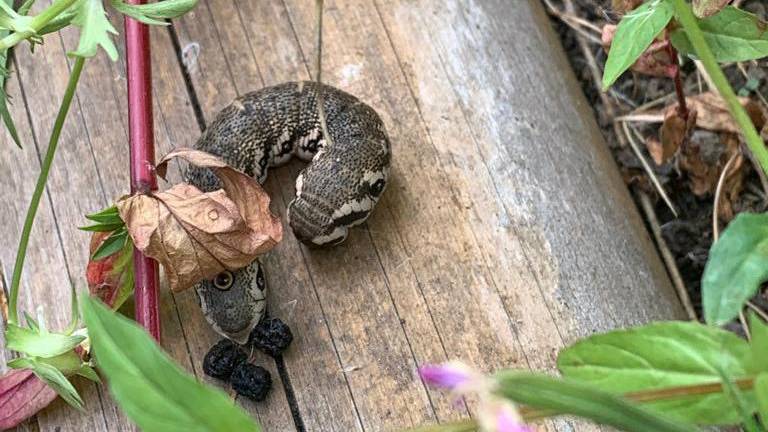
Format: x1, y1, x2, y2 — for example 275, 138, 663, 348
185, 81, 391, 343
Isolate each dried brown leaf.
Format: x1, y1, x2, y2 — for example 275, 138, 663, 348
693, 0, 731, 18
0, 369, 57, 429
668, 92, 766, 134
717, 134, 745, 221
117, 148, 283, 292
612, 0, 643, 14
660, 107, 697, 164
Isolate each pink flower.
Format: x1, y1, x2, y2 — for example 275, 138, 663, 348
495, 407, 534, 432
418, 362, 476, 390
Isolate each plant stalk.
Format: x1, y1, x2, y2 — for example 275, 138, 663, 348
670, 0, 768, 176
0, 0, 78, 51
7, 57, 85, 325
124, 0, 160, 340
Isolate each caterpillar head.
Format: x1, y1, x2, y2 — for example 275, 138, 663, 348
288, 163, 388, 247
195, 260, 267, 344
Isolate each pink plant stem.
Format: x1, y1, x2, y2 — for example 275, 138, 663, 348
124, 1, 160, 340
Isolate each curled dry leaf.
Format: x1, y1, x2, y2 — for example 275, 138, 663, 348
611, 0, 643, 14
0, 369, 57, 429
659, 107, 697, 166
667, 92, 766, 134
116, 148, 282, 292
602, 25, 677, 79
693, 0, 731, 18
680, 130, 744, 197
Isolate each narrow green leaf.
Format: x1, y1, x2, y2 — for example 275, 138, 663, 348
602, 0, 674, 89
0, 0, 20, 148
79, 222, 125, 232
5, 324, 86, 358
64, 284, 79, 335
718, 369, 761, 432
750, 313, 768, 369
91, 228, 127, 261
495, 372, 696, 432
110, 0, 197, 25
8, 356, 84, 409
29, 360, 84, 409
671, 6, 768, 63
77, 364, 100, 382
82, 296, 261, 432
557, 321, 753, 424
23, 311, 39, 332
85, 205, 121, 224
70, 0, 118, 60
702, 213, 768, 326
38, 4, 80, 36
756, 374, 768, 428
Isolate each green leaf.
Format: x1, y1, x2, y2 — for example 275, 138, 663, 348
557, 321, 754, 424
91, 227, 128, 261
602, 0, 674, 89
82, 295, 261, 432
38, 3, 80, 36
77, 364, 100, 382
718, 368, 762, 432
85, 205, 122, 224
494, 372, 696, 432
8, 356, 84, 409
0, 0, 20, 148
701, 213, 768, 326
79, 222, 125, 232
111, 238, 135, 310
756, 374, 768, 428
110, 0, 197, 26
70, 0, 118, 60
751, 313, 768, 368
23, 311, 40, 332
5, 324, 86, 358
671, 6, 768, 63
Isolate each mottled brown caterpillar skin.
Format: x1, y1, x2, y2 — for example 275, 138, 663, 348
186, 81, 391, 342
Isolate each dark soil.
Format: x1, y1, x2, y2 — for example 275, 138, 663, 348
546, 0, 768, 318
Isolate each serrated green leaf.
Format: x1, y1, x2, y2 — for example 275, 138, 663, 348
70, 0, 118, 60
82, 295, 261, 432
5, 324, 86, 358
91, 228, 128, 261
111, 238, 134, 310
602, 0, 674, 89
557, 321, 753, 424
671, 6, 768, 63
494, 372, 695, 432
702, 213, 768, 326
110, 0, 197, 26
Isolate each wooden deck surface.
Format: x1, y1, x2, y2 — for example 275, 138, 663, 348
1, 1, 686, 431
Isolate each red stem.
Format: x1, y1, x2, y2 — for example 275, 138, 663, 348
666, 36, 689, 120
124, 1, 160, 340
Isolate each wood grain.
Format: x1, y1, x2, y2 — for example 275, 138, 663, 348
1, 0, 685, 431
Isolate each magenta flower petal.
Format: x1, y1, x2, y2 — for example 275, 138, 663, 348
418, 362, 474, 390
496, 408, 533, 432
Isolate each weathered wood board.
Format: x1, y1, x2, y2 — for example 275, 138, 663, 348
1, 0, 685, 431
